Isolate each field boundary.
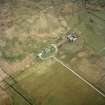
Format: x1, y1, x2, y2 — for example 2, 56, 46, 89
53, 56, 105, 98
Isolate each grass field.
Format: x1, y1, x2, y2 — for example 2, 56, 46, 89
0, 0, 105, 105
56, 9, 105, 94
4, 9, 105, 105
7, 58, 105, 105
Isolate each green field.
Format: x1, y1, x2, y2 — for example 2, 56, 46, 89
1, 0, 105, 105
3, 9, 105, 105
5, 7, 105, 105
7, 58, 105, 105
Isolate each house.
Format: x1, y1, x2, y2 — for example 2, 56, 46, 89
66, 32, 78, 42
